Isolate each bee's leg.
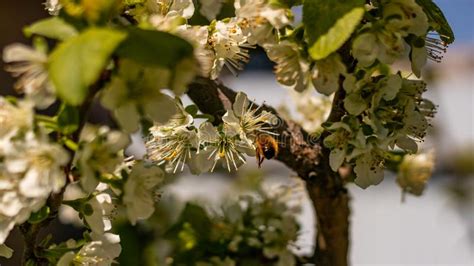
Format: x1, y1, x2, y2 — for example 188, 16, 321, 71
258, 155, 265, 168
256, 152, 262, 168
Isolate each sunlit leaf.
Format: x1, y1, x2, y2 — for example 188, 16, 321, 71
304, 0, 364, 60
24, 17, 78, 40
415, 0, 455, 44
48, 28, 126, 105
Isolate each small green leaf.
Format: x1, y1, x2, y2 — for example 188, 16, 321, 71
304, 0, 364, 60
0, 244, 13, 259
185, 104, 199, 116
269, 0, 302, 8
24, 17, 78, 40
28, 205, 50, 224
48, 28, 127, 105
62, 137, 79, 151
57, 104, 80, 135
415, 0, 455, 44
123, 0, 145, 5
116, 28, 193, 68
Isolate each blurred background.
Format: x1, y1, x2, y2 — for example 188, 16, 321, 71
0, 0, 473, 265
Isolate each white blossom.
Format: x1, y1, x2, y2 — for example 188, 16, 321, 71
4, 133, 69, 198
352, 28, 405, 67
43, 0, 62, 15
3, 44, 56, 109
323, 122, 353, 172
222, 92, 276, 148
280, 88, 332, 133
177, 25, 216, 78
146, 103, 198, 173
145, 0, 195, 19
208, 20, 253, 79
75, 125, 130, 193
83, 193, 115, 234
0, 131, 69, 243
101, 60, 178, 133
199, 122, 248, 172
353, 0, 428, 69
123, 161, 164, 225
0, 98, 33, 145
235, 0, 291, 45
410, 44, 427, 78
265, 41, 310, 92
383, 0, 429, 37
57, 232, 121, 266
199, 0, 224, 20
149, 13, 185, 32
311, 54, 346, 96
353, 149, 385, 189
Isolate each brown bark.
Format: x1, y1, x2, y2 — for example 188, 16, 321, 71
306, 149, 350, 266
187, 77, 350, 266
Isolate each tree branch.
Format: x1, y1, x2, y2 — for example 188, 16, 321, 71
188, 77, 321, 179
187, 77, 350, 266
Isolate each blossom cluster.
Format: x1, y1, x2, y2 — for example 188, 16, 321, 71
0, 98, 69, 244
0, 0, 451, 263
317, 0, 441, 189
166, 178, 301, 266
324, 73, 436, 188
146, 92, 276, 174
124, 0, 293, 79
0, 93, 164, 263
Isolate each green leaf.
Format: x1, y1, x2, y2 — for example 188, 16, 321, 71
304, 0, 364, 60
0, 243, 13, 259
415, 0, 455, 44
28, 205, 50, 224
116, 28, 193, 68
57, 104, 80, 135
123, 0, 145, 5
24, 17, 78, 40
48, 28, 126, 105
185, 104, 199, 116
269, 0, 302, 8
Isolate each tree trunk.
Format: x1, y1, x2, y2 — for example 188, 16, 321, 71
306, 158, 350, 266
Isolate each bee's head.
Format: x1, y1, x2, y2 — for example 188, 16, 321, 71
263, 145, 276, 159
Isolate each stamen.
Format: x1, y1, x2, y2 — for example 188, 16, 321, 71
425, 34, 448, 63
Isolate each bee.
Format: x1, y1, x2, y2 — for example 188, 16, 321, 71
255, 134, 279, 168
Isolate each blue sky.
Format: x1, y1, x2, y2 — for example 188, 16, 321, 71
434, 0, 474, 44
